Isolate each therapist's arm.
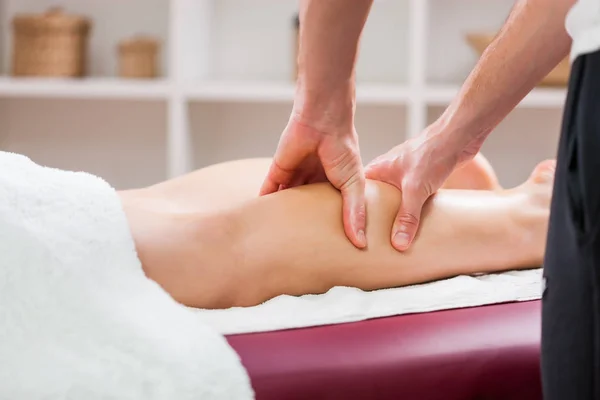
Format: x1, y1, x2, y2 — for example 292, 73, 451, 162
362, 0, 574, 251
433, 0, 575, 153
294, 0, 374, 128
260, 0, 375, 249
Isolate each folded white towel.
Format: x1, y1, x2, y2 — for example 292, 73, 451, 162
0, 152, 253, 400
196, 269, 542, 335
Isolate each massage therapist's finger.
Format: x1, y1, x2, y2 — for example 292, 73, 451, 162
391, 186, 428, 251
260, 137, 311, 196
259, 162, 291, 196
260, 176, 280, 196
340, 172, 367, 249
364, 157, 394, 185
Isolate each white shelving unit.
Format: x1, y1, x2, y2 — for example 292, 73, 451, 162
0, 77, 171, 99
0, 0, 566, 189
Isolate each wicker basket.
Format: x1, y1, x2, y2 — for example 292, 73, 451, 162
118, 36, 159, 79
12, 8, 91, 77
466, 33, 570, 87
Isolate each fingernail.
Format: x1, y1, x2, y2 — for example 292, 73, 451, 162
357, 229, 367, 247
393, 231, 410, 249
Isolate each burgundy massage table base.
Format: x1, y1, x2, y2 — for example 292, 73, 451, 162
227, 300, 542, 400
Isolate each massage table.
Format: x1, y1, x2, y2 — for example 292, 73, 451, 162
227, 300, 542, 400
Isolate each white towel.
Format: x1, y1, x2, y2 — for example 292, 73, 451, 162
196, 269, 543, 335
0, 152, 253, 400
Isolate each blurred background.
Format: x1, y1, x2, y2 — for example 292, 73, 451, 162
0, 0, 563, 190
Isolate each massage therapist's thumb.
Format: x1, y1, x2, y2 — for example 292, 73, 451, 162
392, 191, 426, 251
340, 174, 367, 249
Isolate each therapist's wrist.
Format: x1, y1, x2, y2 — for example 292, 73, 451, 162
292, 76, 356, 136
431, 104, 494, 162
425, 116, 489, 167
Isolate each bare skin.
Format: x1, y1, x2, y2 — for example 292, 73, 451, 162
441, 153, 501, 191
118, 156, 553, 309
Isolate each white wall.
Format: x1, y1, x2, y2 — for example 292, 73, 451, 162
209, 0, 409, 83
0, 98, 167, 190
190, 102, 405, 169
427, 0, 513, 84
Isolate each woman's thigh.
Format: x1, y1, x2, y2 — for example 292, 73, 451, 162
135, 158, 273, 214
137, 153, 500, 216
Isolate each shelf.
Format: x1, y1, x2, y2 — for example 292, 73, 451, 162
184, 81, 411, 104
184, 81, 294, 102
356, 84, 411, 105
426, 85, 567, 108
0, 77, 567, 108
0, 77, 171, 100
184, 81, 566, 108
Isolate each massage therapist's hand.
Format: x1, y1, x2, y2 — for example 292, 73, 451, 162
259, 0, 376, 249
260, 115, 367, 249
365, 127, 475, 252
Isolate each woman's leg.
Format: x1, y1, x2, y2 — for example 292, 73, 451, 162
121, 160, 554, 309
131, 152, 501, 217
442, 152, 502, 190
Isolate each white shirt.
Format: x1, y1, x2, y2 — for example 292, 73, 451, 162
566, 0, 600, 60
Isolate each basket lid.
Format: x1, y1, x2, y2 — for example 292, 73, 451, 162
13, 7, 91, 33
118, 36, 160, 52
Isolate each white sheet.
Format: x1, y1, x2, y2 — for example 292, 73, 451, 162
196, 269, 543, 335
0, 152, 253, 400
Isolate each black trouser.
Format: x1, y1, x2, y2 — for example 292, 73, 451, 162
542, 49, 600, 399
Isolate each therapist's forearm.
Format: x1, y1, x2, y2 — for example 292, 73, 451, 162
434, 0, 574, 157
294, 0, 374, 131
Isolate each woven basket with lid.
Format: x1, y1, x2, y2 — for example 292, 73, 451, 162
118, 36, 160, 79
12, 8, 91, 77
